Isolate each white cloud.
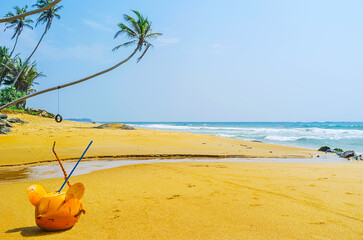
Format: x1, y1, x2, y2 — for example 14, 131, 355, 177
155, 37, 179, 46
82, 19, 113, 32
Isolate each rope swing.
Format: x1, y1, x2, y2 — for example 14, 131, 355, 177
55, 86, 62, 123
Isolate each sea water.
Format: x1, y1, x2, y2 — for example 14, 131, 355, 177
126, 122, 363, 153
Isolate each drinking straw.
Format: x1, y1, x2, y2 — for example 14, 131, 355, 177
58, 141, 93, 193
52, 141, 71, 187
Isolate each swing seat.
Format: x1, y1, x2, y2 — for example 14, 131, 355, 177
27, 183, 85, 231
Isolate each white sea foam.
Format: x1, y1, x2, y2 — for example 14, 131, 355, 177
129, 123, 363, 151
133, 124, 363, 140
265, 136, 301, 141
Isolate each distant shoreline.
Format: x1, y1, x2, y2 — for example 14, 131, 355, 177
0, 113, 319, 167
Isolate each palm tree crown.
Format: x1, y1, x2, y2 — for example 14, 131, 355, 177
0, 47, 11, 85
4, 6, 34, 40
4, 57, 43, 93
113, 10, 162, 62
33, 0, 63, 31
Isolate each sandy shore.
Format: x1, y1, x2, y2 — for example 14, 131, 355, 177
0, 113, 319, 167
0, 161, 362, 239
0, 113, 361, 239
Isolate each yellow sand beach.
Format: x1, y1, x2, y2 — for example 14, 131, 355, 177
0, 113, 362, 239
1, 162, 362, 239
0, 113, 318, 167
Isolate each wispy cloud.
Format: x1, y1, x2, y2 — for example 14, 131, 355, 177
156, 37, 179, 46
82, 19, 113, 32
210, 43, 225, 54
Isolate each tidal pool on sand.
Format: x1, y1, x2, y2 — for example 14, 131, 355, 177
0, 155, 343, 182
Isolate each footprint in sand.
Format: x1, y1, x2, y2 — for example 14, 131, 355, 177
249, 204, 262, 207
309, 222, 325, 225
190, 164, 209, 168
187, 184, 196, 188
167, 194, 180, 200
345, 192, 360, 196
215, 165, 227, 168
317, 177, 328, 180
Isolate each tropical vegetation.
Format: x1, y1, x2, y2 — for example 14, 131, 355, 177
0, 2, 162, 111
0, 86, 25, 109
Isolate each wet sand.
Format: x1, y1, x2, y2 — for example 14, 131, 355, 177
0, 113, 318, 167
1, 161, 362, 239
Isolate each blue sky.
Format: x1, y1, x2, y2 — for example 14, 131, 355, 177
1, 0, 363, 122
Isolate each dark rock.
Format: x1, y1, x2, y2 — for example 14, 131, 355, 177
318, 146, 331, 152
0, 114, 7, 119
3, 120, 13, 128
333, 148, 343, 153
7, 118, 28, 124
1, 126, 12, 133
94, 123, 135, 130
349, 156, 359, 161
342, 150, 356, 158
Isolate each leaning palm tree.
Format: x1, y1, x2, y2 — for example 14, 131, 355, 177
0, 10, 162, 111
3, 6, 34, 56
12, 0, 63, 86
0, 0, 62, 23
1, 6, 33, 82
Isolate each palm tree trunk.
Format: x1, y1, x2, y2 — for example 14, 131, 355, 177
0, 46, 140, 111
13, 28, 47, 86
9, 34, 19, 57
0, 0, 62, 23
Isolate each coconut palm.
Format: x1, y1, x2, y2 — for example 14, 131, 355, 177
113, 10, 163, 62
3, 57, 43, 94
3, 57, 43, 108
12, 0, 63, 86
0, 10, 162, 111
0, 0, 62, 23
3, 6, 34, 56
0, 46, 11, 85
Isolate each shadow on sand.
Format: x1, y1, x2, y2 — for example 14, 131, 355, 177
6, 226, 69, 237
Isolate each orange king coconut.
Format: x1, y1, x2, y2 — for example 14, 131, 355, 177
27, 141, 92, 231
27, 183, 86, 231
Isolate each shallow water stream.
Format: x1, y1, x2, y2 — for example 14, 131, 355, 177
0, 155, 344, 183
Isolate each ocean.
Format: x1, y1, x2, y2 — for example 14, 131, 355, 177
126, 122, 363, 153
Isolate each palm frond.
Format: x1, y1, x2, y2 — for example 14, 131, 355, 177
145, 32, 162, 39
112, 40, 136, 51
131, 10, 143, 23
123, 14, 141, 34
114, 23, 137, 39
